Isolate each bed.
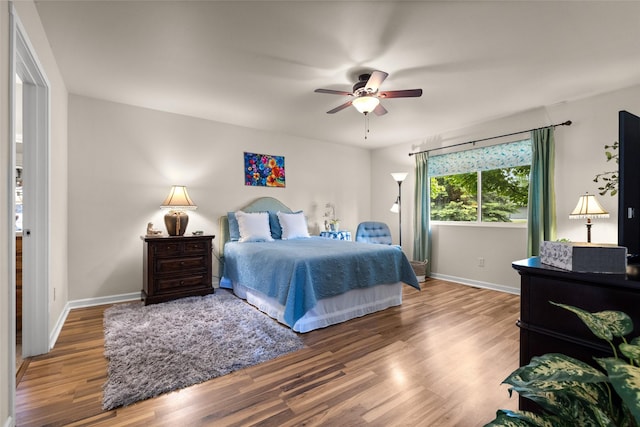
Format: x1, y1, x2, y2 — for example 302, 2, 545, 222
219, 197, 420, 332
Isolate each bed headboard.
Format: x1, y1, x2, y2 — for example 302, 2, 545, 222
218, 197, 293, 257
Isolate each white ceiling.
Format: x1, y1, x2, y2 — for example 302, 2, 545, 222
34, 0, 640, 149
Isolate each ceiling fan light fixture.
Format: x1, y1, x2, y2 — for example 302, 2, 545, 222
352, 95, 380, 114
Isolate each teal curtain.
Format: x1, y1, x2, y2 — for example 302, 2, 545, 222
527, 127, 557, 256
413, 152, 431, 272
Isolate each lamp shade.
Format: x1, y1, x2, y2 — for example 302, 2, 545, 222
161, 185, 197, 210
352, 95, 380, 114
391, 172, 408, 182
569, 193, 609, 219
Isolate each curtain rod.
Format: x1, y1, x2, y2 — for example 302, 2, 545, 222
408, 120, 572, 157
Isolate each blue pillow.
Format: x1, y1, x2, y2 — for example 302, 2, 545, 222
227, 212, 240, 241
268, 211, 282, 239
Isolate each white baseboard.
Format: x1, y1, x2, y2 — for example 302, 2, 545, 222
49, 292, 141, 349
429, 273, 521, 296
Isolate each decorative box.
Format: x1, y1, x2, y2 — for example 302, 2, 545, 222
539, 241, 627, 273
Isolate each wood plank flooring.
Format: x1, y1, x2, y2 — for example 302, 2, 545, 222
15, 279, 520, 426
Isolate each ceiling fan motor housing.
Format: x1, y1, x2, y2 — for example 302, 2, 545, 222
353, 73, 372, 94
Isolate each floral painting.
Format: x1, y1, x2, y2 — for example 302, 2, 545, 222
244, 152, 286, 187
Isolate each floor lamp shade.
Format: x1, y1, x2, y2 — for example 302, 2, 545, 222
161, 185, 197, 236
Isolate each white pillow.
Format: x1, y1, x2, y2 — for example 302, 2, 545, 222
235, 211, 274, 242
277, 211, 310, 239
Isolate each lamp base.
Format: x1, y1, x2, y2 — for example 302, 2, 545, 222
164, 211, 189, 236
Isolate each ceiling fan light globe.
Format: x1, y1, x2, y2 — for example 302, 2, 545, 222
352, 95, 380, 114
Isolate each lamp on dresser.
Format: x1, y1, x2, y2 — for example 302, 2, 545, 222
569, 192, 609, 243
160, 185, 197, 236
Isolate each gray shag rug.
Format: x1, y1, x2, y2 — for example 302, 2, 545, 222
102, 291, 304, 410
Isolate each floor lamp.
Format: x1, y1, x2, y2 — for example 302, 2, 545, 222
390, 172, 408, 246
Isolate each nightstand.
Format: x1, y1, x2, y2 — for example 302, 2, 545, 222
142, 234, 215, 305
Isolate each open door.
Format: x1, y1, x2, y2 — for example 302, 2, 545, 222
618, 110, 640, 260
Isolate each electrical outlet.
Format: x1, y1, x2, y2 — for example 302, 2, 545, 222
478, 257, 485, 267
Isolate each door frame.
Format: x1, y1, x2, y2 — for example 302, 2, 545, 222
9, 2, 50, 363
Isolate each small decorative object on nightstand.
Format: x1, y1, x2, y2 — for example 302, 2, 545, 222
142, 234, 214, 305
319, 230, 352, 241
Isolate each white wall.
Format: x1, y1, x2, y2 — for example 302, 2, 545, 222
372, 85, 640, 293
67, 94, 371, 300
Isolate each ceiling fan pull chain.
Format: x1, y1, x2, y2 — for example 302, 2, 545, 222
364, 113, 369, 139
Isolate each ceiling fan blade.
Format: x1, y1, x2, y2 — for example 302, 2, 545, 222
365, 71, 389, 92
373, 103, 388, 116
314, 88, 353, 96
327, 100, 353, 114
379, 89, 423, 98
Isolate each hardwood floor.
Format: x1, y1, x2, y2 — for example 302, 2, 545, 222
15, 279, 520, 426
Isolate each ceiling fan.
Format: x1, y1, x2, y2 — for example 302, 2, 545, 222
314, 70, 422, 116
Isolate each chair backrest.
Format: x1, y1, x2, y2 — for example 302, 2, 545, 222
355, 221, 392, 245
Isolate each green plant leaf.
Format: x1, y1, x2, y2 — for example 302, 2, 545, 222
503, 354, 612, 423
551, 302, 633, 340
483, 409, 565, 426
620, 342, 640, 365
512, 387, 615, 425
597, 358, 640, 423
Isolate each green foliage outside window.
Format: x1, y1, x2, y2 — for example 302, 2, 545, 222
430, 166, 530, 222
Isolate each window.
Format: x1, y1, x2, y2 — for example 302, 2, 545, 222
429, 139, 531, 223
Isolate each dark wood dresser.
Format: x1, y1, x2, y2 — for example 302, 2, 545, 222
513, 257, 640, 409
143, 235, 215, 305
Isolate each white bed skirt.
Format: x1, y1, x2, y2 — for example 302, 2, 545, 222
230, 282, 403, 333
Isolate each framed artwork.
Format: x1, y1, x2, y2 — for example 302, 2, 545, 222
244, 152, 286, 187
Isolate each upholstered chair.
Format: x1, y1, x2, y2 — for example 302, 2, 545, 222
355, 222, 392, 245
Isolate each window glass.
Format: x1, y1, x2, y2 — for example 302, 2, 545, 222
430, 172, 478, 222
480, 166, 530, 222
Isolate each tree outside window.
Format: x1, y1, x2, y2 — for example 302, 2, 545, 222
430, 165, 530, 222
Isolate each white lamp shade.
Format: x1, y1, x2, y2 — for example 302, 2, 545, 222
352, 95, 380, 114
161, 185, 197, 210
390, 202, 399, 213
391, 172, 408, 182
569, 193, 609, 218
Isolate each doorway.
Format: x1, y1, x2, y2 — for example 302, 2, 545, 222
11, 5, 51, 371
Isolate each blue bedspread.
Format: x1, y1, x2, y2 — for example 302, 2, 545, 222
222, 237, 420, 327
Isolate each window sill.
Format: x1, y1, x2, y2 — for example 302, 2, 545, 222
430, 221, 527, 229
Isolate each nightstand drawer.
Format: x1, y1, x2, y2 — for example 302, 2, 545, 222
184, 241, 208, 255
153, 241, 183, 255
156, 256, 206, 273
154, 274, 210, 292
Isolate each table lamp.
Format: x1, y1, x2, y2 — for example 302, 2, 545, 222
160, 185, 197, 236
569, 192, 609, 243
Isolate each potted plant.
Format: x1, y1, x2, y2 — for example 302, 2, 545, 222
485, 302, 640, 426
593, 141, 619, 197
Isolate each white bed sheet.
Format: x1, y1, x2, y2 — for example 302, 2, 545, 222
231, 281, 403, 333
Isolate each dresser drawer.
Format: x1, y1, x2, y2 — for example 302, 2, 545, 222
156, 256, 206, 273
154, 273, 210, 293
